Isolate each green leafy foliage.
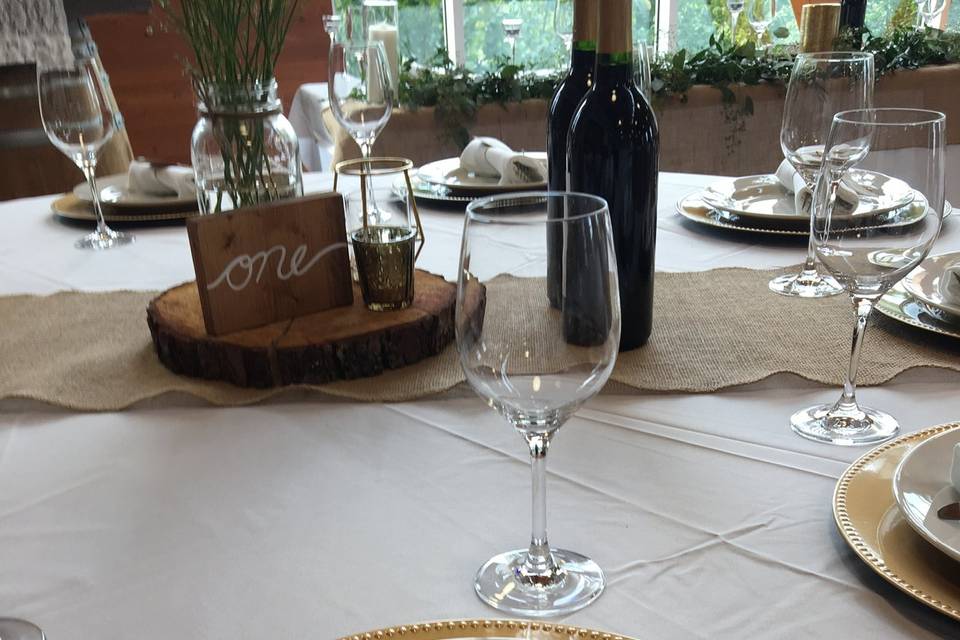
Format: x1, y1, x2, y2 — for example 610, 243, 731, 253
400, 29, 960, 150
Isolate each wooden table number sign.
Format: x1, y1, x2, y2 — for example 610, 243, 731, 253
186, 192, 353, 336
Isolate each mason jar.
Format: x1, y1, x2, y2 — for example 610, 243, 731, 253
191, 79, 303, 214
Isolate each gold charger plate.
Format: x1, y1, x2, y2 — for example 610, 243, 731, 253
52, 194, 196, 225
875, 282, 960, 341
337, 619, 636, 640
834, 422, 960, 622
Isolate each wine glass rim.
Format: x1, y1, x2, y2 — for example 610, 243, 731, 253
833, 108, 946, 127
466, 191, 608, 225
796, 51, 874, 63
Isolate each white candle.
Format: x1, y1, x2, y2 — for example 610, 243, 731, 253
368, 23, 400, 97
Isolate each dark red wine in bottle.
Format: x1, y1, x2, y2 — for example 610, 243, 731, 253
567, 0, 659, 351
547, 0, 597, 309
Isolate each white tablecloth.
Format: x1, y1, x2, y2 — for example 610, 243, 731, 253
2, 172, 960, 639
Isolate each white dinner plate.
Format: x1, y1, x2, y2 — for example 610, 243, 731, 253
417, 154, 547, 192
73, 173, 198, 209
700, 171, 915, 222
902, 252, 960, 321
893, 427, 960, 563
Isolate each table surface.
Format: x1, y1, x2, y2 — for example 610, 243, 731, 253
2, 172, 960, 639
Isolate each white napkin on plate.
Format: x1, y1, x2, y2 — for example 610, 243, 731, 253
127, 160, 197, 198
775, 159, 858, 215
459, 137, 547, 185
939, 264, 960, 306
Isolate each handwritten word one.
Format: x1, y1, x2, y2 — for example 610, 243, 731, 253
207, 242, 347, 292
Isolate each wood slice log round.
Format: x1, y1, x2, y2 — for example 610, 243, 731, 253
147, 269, 485, 388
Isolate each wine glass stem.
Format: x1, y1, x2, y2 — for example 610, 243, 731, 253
523, 431, 559, 580
800, 180, 820, 276
730, 10, 741, 40
838, 297, 874, 410
82, 163, 109, 237
358, 141, 379, 217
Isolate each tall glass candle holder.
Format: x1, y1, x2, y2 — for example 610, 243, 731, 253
334, 157, 424, 311
362, 0, 400, 99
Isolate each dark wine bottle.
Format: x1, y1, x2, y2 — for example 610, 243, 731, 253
547, 0, 597, 309
839, 0, 867, 31
567, 0, 659, 351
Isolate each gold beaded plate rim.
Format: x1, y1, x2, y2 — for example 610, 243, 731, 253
676, 193, 807, 236
833, 421, 960, 622
336, 619, 639, 640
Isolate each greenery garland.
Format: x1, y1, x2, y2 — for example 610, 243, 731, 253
398, 28, 960, 149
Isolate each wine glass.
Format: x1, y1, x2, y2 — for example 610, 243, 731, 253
554, 0, 573, 52
329, 42, 392, 215
792, 108, 945, 446
727, 0, 745, 43
771, 51, 874, 298
323, 13, 342, 46
0, 618, 44, 640
633, 43, 653, 103
38, 58, 134, 250
747, 0, 776, 47
502, 18, 523, 64
456, 192, 621, 616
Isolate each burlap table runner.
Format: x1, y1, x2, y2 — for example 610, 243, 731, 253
2, 266, 959, 411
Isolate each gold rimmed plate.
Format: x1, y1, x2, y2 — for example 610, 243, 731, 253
700, 171, 915, 222
417, 155, 547, 193
52, 195, 195, 227
73, 172, 198, 209
902, 252, 960, 322
337, 619, 637, 640
834, 422, 960, 622
676, 193, 807, 236
876, 282, 960, 341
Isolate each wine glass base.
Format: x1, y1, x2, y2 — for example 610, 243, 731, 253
474, 548, 604, 617
76, 229, 135, 251
791, 402, 899, 446
768, 272, 843, 298
0, 618, 45, 640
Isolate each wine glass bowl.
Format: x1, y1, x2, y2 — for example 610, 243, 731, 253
328, 42, 392, 156
792, 108, 945, 446
770, 51, 874, 298
38, 59, 134, 250
457, 192, 620, 616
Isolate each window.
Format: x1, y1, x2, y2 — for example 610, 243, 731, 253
338, 0, 956, 71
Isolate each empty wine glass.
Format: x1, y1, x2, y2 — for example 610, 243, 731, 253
323, 13, 342, 46
633, 43, 653, 103
329, 42, 392, 216
727, 0, 745, 43
554, 0, 573, 52
747, 0, 776, 47
0, 618, 44, 640
792, 108, 945, 446
502, 18, 523, 64
771, 51, 874, 298
38, 58, 133, 250
457, 192, 621, 616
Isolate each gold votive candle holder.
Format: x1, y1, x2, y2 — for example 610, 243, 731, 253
800, 3, 841, 53
333, 157, 424, 311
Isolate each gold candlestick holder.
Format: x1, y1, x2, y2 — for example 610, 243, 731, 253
800, 3, 841, 53
333, 157, 425, 311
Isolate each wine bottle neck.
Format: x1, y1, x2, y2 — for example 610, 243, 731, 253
569, 47, 596, 74
572, 0, 598, 45
597, 0, 632, 56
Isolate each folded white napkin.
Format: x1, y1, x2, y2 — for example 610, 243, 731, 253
939, 264, 960, 306
775, 159, 858, 215
459, 137, 547, 186
127, 161, 197, 198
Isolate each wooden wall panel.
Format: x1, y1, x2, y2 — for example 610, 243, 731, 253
87, 0, 332, 165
